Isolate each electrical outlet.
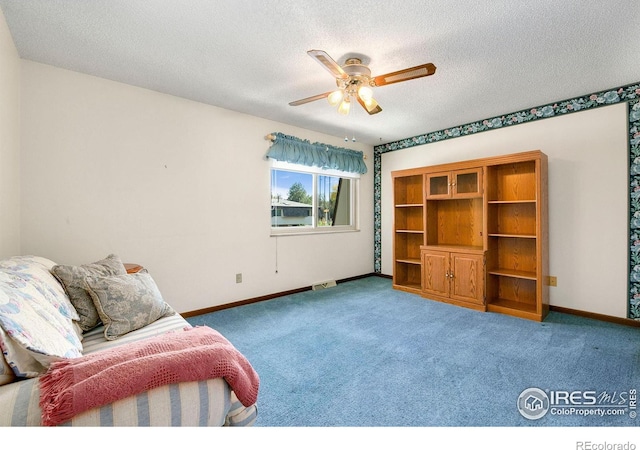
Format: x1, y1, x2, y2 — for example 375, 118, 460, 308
236, 273, 242, 283
548, 276, 557, 287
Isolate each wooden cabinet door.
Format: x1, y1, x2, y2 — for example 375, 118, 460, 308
425, 172, 451, 199
450, 253, 485, 305
452, 168, 483, 198
427, 168, 482, 199
422, 250, 449, 297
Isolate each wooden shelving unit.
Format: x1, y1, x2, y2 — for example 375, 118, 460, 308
485, 157, 548, 321
422, 167, 485, 309
392, 173, 425, 294
391, 151, 548, 321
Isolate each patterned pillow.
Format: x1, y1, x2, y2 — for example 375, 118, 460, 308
0, 271, 83, 377
0, 255, 80, 322
52, 254, 127, 331
84, 272, 175, 341
0, 328, 17, 385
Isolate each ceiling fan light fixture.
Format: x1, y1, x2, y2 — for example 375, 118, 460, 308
327, 89, 344, 106
357, 85, 373, 103
289, 50, 435, 117
337, 97, 351, 115
364, 97, 379, 111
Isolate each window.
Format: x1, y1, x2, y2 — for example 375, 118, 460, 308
271, 161, 359, 234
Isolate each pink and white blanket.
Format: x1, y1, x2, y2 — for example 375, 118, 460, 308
39, 325, 259, 426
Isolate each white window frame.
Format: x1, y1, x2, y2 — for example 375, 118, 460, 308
270, 160, 360, 236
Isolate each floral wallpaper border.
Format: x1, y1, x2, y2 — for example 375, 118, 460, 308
627, 98, 640, 319
373, 82, 640, 319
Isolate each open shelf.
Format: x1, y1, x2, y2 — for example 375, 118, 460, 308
487, 296, 541, 321
484, 156, 545, 321
488, 200, 536, 204
487, 268, 537, 280
426, 198, 483, 248
392, 171, 426, 290
487, 201, 536, 236
394, 175, 424, 205
423, 243, 484, 253
394, 204, 424, 233
394, 232, 424, 261
487, 236, 537, 276
396, 257, 421, 265
394, 261, 422, 292
486, 161, 537, 202
487, 297, 537, 312
393, 172, 425, 291
486, 274, 538, 315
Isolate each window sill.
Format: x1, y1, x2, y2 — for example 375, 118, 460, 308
270, 227, 360, 237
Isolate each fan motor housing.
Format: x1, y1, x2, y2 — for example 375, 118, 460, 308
336, 58, 373, 92
343, 58, 371, 77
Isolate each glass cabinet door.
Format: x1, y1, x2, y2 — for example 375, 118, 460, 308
426, 172, 451, 198
426, 168, 482, 199
452, 168, 482, 198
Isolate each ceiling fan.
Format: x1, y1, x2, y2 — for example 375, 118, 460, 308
289, 49, 436, 116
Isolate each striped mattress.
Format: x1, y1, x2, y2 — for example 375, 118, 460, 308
0, 314, 257, 426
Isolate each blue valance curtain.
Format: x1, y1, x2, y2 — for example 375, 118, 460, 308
266, 132, 367, 174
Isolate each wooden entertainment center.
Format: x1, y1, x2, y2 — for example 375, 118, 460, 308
392, 150, 548, 321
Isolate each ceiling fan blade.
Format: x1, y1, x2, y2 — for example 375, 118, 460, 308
289, 91, 332, 106
307, 49, 348, 79
357, 96, 382, 115
372, 63, 436, 87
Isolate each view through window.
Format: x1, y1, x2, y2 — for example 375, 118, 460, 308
271, 164, 357, 233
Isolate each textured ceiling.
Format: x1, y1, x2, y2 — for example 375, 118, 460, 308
1, 0, 639, 145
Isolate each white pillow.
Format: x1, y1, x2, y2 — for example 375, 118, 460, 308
0, 270, 83, 377
0, 255, 80, 322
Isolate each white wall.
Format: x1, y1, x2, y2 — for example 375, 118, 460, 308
381, 104, 629, 318
0, 8, 20, 258
10, 41, 630, 319
20, 61, 374, 314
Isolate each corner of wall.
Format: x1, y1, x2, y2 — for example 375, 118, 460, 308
0, 6, 22, 257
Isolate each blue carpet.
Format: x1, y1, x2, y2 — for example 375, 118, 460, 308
186, 276, 640, 427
